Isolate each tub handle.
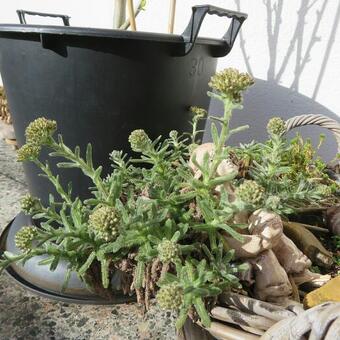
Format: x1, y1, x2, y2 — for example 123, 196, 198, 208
182, 5, 247, 56
16, 9, 71, 26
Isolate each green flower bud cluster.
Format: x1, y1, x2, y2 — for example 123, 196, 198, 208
20, 194, 41, 214
315, 184, 332, 197
236, 180, 265, 204
208, 68, 254, 103
15, 226, 38, 253
128, 129, 151, 152
267, 117, 286, 136
25, 117, 57, 146
156, 283, 184, 310
190, 106, 207, 119
17, 117, 57, 162
88, 206, 119, 241
157, 239, 179, 263
265, 195, 281, 210
169, 130, 178, 139
17, 144, 41, 162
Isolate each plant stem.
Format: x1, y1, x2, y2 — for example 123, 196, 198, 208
168, 0, 177, 34
51, 230, 96, 245
120, 1, 143, 30
1, 248, 49, 273
208, 97, 233, 179
49, 138, 109, 200
191, 117, 203, 145
41, 207, 63, 224
113, 0, 126, 29
127, 0, 137, 31
34, 159, 73, 205
209, 231, 217, 250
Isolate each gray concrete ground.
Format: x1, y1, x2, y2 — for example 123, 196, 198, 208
0, 140, 175, 340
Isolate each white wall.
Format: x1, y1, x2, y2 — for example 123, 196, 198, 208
1, 0, 339, 159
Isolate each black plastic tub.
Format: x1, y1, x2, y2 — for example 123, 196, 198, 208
0, 5, 247, 204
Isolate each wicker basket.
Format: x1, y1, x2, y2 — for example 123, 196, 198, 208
285, 114, 340, 153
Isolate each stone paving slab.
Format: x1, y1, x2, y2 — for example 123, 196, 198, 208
0, 140, 176, 340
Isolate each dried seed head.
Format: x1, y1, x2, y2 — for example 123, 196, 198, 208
88, 206, 119, 241
267, 117, 286, 136
20, 194, 41, 214
128, 129, 151, 152
157, 239, 179, 263
17, 143, 41, 162
209, 68, 254, 103
236, 180, 265, 204
156, 283, 184, 310
15, 226, 38, 253
25, 117, 57, 145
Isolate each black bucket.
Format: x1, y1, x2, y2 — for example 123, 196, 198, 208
0, 5, 247, 204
